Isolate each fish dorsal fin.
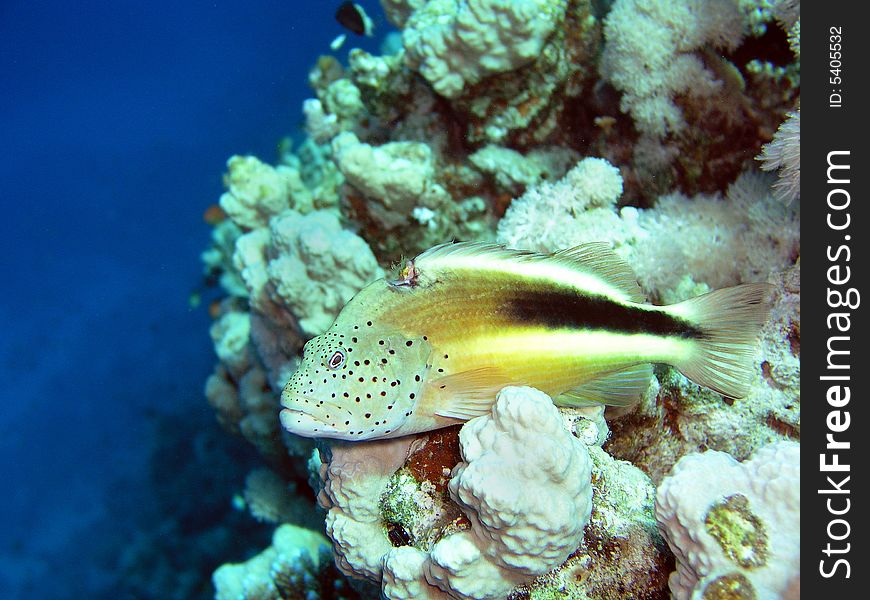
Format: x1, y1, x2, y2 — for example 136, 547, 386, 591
430, 367, 511, 420
414, 241, 644, 303
555, 364, 653, 408
550, 243, 645, 303
415, 241, 532, 266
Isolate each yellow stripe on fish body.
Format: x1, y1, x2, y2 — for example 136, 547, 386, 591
279, 242, 772, 441
453, 329, 693, 391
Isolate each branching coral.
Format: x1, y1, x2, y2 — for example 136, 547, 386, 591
757, 109, 800, 203
601, 0, 745, 138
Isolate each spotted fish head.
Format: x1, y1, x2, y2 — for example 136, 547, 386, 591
280, 321, 432, 441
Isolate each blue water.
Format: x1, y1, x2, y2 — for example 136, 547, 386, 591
0, 1, 385, 596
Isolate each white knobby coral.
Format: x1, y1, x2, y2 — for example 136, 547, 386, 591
655, 440, 800, 599
317, 386, 593, 600
601, 0, 746, 137
267, 210, 383, 336
379, 387, 594, 599
317, 436, 416, 581
397, 0, 568, 98
302, 98, 340, 144
233, 209, 383, 338
469, 145, 579, 193
209, 310, 253, 378
306, 77, 367, 142
516, 443, 673, 598
332, 132, 452, 228
423, 386, 593, 598
212, 523, 331, 600
219, 155, 307, 229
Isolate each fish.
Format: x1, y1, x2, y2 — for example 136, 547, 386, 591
279, 242, 771, 441
335, 2, 373, 37
202, 203, 227, 226
330, 33, 348, 51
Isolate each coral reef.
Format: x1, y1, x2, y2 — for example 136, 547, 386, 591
219, 155, 302, 230
598, 0, 799, 198
656, 441, 800, 599
315, 387, 593, 599
242, 468, 322, 530
309, 386, 676, 600
199, 1, 801, 598
252, 209, 383, 339
213, 523, 362, 600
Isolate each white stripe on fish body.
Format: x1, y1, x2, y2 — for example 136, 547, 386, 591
416, 242, 640, 304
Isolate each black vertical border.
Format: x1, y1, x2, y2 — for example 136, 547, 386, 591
804, 2, 868, 595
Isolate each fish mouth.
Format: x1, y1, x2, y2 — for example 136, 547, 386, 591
279, 408, 335, 437
280, 395, 352, 438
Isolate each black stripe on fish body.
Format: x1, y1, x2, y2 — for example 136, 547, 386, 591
504, 288, 707, 339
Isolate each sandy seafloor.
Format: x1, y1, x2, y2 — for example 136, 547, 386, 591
0, 2, 383, 597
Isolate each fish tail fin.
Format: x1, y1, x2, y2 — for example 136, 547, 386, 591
670, 283, 773, 399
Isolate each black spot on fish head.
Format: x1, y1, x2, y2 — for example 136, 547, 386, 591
280, 326, 434, 441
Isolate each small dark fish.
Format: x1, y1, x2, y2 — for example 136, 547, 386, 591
335, 2, 372, 36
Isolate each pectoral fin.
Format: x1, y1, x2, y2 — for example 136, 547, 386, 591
431, 367, 513, 420
555, 364, 653, 408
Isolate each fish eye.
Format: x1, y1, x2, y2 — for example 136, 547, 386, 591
327, 349, 346, 370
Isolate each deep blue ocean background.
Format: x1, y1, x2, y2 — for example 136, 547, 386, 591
1, 1, 384, 597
